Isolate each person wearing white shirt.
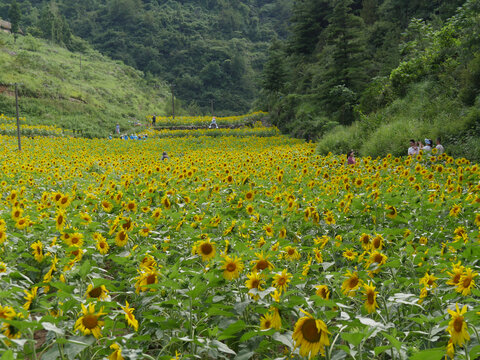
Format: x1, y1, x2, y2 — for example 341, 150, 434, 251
408, 139, 418, 156
435, 138, 444, 154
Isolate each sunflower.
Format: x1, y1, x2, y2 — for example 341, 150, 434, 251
115, 230, 129, 247
313, 248, 323, 263
0, 227, 6, 245
74, 303, 106, 339
245, 271, 265, 300
270, 306, 282, 329
341, 270, 361, 296
135, 269, 160, 294
251, 252, 275, 272
125, 200, 137, 212
292, 310, 330, 358
342, 249, 357, 261
2, 312, 23, 339
385, 205, 397, 219
260, 312, 274, 330
57, 194, 72, 208
109, 343, 125, 360
315, 285, 330, 300
371, 234, 384, 250
11, 207, 23, 221
283, 246, 301, 261
66, 232, 84, 247
194, 239, 216, 262
359, 233, 371, 250
85, 284, 109, 301
101, 199, 114, 212
365, 251, 388, 271
31, 240, 44, 262
139, 223, 152, 237
121, 301, 139, 331
161, 196, 171, 210
245, 191, 254, 201
447, 262, 465, 286
0, 305, 15, 320
456, 268, 477, 296
15, 217, 30, 230
272, 269, 292, 294
0, 262, 6, 274
447, 303, 470, 347
221, 255, 244, 280
139, 254, 157, 270
23, 287, 38, 310
449, 204, 462, 217
419, 272, 438, 289
263, 223, 274, 237
96, 237, 110, 255
363, 283, 378, 314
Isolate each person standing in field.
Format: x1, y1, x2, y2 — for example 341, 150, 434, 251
116, 124, 120, 134
408, 139, 418, 156
347, 150, 356, 165
152, 115, 156, 127
435, 138, 444, 154
209, 116, 218, 129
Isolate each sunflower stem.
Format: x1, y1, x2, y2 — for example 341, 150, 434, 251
28, 328, 38, 360
472, 326, 480, 344
464, 344, 469, 360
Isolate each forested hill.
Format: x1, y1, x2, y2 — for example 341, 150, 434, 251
0, 0, 292, 115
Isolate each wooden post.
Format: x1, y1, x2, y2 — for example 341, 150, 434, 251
15, 83, 21, 151
171, 85, 175, 119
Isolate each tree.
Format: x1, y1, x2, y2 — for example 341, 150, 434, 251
8, 0, 21, 43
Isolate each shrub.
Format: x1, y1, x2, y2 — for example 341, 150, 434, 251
316, 122, 363, 156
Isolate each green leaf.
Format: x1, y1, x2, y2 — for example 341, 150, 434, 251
42, 322, 65, 335
409, 348, 445, 360
341, 332, 366, 347
79, 260, 91, 279
64, 336, 95, 360
235, 349, 254, 360
375, 345, 392, 356
218, 320, 246, 340
1, 350, 14, 360
211, 340, 236, 355
382, 332, 402, 350
470, 345, 480, 359
273, 331, 294, 350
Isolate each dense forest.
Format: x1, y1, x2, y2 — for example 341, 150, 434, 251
0, 0, 292, 115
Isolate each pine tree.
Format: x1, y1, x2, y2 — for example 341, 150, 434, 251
8, 0, 21, 43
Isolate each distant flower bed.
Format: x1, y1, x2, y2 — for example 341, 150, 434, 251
149, 125, 280, 138
146, 111, 268, 127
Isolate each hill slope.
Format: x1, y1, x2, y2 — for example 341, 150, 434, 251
0, 32, 168, 137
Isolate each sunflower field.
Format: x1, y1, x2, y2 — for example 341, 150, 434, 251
0, 123, 479, 360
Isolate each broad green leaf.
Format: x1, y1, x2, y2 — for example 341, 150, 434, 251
375, 345, 392, 356
42, 322, 64, 335
381, 332, 402, 350
211, 340, 236, 355
218, 320, 246, 340
341, 332, 366, 347
409, 348, 445, 360
0, 350, 14, 360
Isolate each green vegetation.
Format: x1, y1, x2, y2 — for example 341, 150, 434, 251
0, 0, 292, 115
0, 32, 168, 138
315, 0, 480, 161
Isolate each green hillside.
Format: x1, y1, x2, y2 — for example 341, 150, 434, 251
0, 32, 168, 138
0, 0, 292, 115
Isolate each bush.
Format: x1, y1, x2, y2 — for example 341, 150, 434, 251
316, 122, 363, 156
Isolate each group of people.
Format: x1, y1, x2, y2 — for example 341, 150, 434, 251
408, 138, 444, 156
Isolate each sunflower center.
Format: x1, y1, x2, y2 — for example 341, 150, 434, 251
226, 263, 236, 272
349, 277, 359, 288
256, 260, 268, 270
373, 238, 380, 248
200, 243, 213, 255
301, 318, 321, 343
61, 197, 68, 204
71, 238, 79, 244
367, 291, 375, 304
82, 314, 99, 329
453, 317, 463, 333
251, 279, 259, 288
89, 287, 102, 298
427, 278, 434, 286
463, 277, 471, 288
374, 254, 383, 263
119, 232, 126, 241
288, 249, 295, 255
277, 277, 286, 285
146, 274, 156, 284
99, 242, 106, 249
453, 274, 461, 284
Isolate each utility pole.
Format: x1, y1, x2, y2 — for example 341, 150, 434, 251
171, 84, 175, 119
15, 83, 21, 151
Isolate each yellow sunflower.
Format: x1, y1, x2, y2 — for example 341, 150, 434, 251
292, 310, 330, 358
96, 237, 110, 255
245, 271, 265, 300
272, 269, 292, 294
74, 303, 106, 339
456, 268, 477, 296
23, 286, 38, 310
341, 270, 361, 296
85, 284, 109, 301
115, 230, 129, 247
194, 239, 216, 262
121, 301, 139, 331
283, 246, 301, 261
315, 285, 330, 300
251, 252, 274, 272
363, 283, 378, 314
447, 303, 470, 347
342, 249, 357, 261
135, 269, 160, 294
31, 240, 44, 262
260, 312, 274, 330
385, 205, 397, 219
447, 262, 465, 287
221, 255, 244, 280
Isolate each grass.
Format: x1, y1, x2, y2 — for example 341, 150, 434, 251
0, 33, 169, 138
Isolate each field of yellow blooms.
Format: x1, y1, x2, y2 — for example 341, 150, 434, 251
0, 131, 479, 360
